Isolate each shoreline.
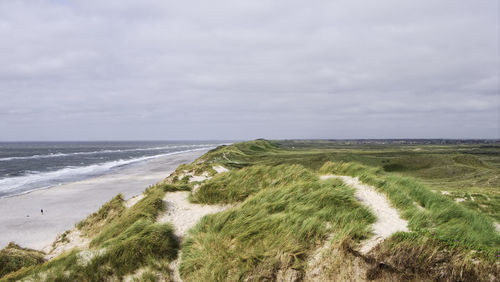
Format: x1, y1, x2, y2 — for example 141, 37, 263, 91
0, 147, 213, 200
0, 149, 208, 251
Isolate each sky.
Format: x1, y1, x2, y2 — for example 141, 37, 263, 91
0, 0, 498, 141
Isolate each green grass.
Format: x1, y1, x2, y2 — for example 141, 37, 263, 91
158, 183, 192, 192
2, 222, 178, 281
76, 194, 126, 237
179, 140, 499, 279
200, 140, 500, 222
84, 221, 178, 278
180, 168, 375, 281
3, 184, 177, 281
374, 232, 499, 281
190, 164, 317, 204
90, 185, 165, 248
4, 139, 499, 280
0, 243, 45, 278
319, 161, 500, 257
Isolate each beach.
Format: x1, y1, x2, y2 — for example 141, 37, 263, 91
0, 149, 207, 251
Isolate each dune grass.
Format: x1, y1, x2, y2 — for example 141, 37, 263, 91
90, 186, 165, 248
180, 169, 375, 281
2, 221, 178, 281
0, 243, 45, 279
190, 164, 317, 204
76, 193, 126, 237
84, 221, 178, 279
2, 184, 178, 281
3, 139, 499, 280
319, 161, 500, 258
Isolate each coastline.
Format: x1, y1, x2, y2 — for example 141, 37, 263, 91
0, 149, 208, 251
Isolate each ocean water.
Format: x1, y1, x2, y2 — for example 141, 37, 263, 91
0, 141, 224, 198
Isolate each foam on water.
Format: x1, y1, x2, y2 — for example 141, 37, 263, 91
0, 146, 215, 198
0, 144, 215, 162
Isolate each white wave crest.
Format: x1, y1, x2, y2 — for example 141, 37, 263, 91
0, 147, 211, 197
0, 144, 219, 162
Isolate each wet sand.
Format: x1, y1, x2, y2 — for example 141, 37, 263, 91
0, 149, 207, 250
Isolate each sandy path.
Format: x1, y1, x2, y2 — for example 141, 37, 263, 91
320, 175, 408, 253
0, 150, 208, 250
157, 191, 228, 281
157, 191, 227, 238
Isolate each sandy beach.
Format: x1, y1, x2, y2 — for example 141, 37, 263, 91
0, 149, 207, 251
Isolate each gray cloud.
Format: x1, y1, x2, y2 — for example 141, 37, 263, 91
0, 0, 498, 140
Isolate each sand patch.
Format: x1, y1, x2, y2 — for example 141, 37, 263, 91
320, 175, 408, 254
157, 191, 227, 237
305, 233, 335, 280
188, 173, 210, 183
157, 191, 229, 281
213, 165, 229, 173
43, 229, 90, 260
125, 193, 145, 208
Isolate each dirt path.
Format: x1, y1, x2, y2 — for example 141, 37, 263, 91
320, 175, 408, 254
157, 191, 228, 281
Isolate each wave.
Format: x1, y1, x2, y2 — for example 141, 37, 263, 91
0, 144, 218, 162
0, 147, 211, 197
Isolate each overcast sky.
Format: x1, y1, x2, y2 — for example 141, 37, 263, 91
0, 0, 498, 141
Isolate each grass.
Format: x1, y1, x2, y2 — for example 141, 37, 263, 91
179, 140, 499, 280
90, 185, 165, 248
0, 243, 45, 279
2, 221, 178, 281
190, 164, 317, 204
2, 184, 179, 281
3, 139, 499, 280
374, 232, 500, 281
198, 140, 500, 222
76, 193, 126, 237
319, 161, 500, 257
180, 168, 375, 281
85, 221, 178, 278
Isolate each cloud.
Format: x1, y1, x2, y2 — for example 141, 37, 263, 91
0, 0, 498, 140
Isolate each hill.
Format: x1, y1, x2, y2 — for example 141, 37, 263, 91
1, 140, 499, 281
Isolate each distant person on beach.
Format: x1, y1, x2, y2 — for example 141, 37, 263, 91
41, 209, 43, 215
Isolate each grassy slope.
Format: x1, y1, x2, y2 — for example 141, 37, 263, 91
319, 161, 499, 255
2, 139, 499, 281
277, 140, 500, 221
181, 175, 375, 280
2, 184, 179, 281
178, 140, 500, 281
0, 243, 45, 278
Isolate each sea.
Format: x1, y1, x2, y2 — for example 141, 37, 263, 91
0, 141, 226, 198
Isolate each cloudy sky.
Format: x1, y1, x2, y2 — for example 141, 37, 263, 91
0, 0, 498, 140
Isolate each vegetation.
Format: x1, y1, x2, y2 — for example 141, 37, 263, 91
319, 161, 500, 255
180, 176, 375, 280
373, 232, 500, 281
2, 184, 178, 281
190, 164, 317, 204
0, 243, 45, 278
90, 185, 165, 248
2, 139, 499, 281
76, 193, 126, 237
